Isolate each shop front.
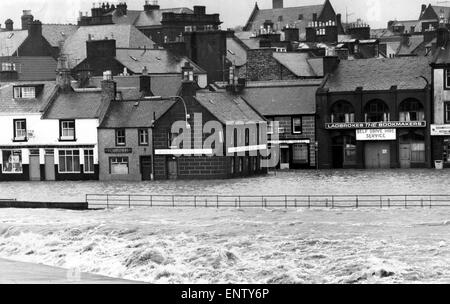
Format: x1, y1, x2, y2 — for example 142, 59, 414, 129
431, 124, 450, 168
324, 121, 429, 169
269, 140, 311, 169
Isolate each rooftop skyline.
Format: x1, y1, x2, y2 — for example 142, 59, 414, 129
0, 0, 446, 30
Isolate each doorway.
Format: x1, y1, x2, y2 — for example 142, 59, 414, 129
44, 152, 55, 181
167, 158, 178, 180
29, 150, 41, 181
399, 144, 411, 168
364, 142, 391, 169
140, 156, 152, 181
280, 146, 290, 169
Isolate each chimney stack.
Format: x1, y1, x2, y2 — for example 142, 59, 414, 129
193, 6, 206, 15
21, 10, 34, 30
5, 19, 13, 31
56, 56, 72, 93
437, 26, 450, 48
144, 0, 160, 12
273, 0, 283, 9
28, 20, 42, 37
323, 56, 340, 75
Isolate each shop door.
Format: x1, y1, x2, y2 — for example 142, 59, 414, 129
44, 154, 55, 181
280, 147, 290, 170
332, 145, 344, 168
140, 156, 152, 181
365, 142, 390, 169
29, 154, 41, 181
167, 158, 178, 180
399, 144, 411, 169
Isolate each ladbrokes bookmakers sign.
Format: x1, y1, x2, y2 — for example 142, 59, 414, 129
325, 121, 427, 129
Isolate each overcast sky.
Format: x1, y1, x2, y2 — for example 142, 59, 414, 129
0, 0, 442, 30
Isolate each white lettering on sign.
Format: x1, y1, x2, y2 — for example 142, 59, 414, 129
431, 124, 450, 136
356, 129, 396, 141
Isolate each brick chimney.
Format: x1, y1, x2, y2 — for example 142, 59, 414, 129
116, 2, 128, 16
437, 26, 450, 48
140, 75, 152, 97
5, 19, 13, 31
98, 71, 117, 122
273, 0, 283, 9
194, 6, 206, 15
21, 10, 34, 30
56, 56, 72, 93
28, 20, 43, 38
323, 56, 340, 75
144, 0, 160, 12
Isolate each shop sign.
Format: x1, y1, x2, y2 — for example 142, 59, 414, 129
326, 121, 426, 130
105, 148, 132, 154
356, 129, 396, 141
431, 125, 450, 136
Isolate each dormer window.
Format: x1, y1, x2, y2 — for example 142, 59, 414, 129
1, 62, 16, 71
13, 86, 36, 99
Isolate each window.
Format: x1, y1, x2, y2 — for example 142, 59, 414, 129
330, 101, 355, 123
443, 139, 450, 163
168, 131, 179, 148
13, 86, 35, 99
231, 157, 235, 174
252, 157, 257, 172
139, 129, 149, 146
58, 150, 80, 173
292, 144, 309, 164
2, 150, 22, 173
1, 62, 16, 71
399, 99, 425, 122
364, 100, 390, 122
278, 16, 283, 22
292, 117, 302, 134
316, 28, 326, 36
60, 120, 75, 141
115, 129, 126, 146
445, 69, 450, 89
84, 149, 95, 174
445, 102, 450, 124
110, 157, 129, 175
245, 129, 250, 146
239, 157, 243, 172
298, 14, 303, 20
411, 143, 426, 162
13, 119, 27, 141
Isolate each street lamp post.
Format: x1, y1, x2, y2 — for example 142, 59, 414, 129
145, 95, 190, 129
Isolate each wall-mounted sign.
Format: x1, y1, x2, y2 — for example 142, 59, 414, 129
269, 140, 311, 144
325, 121, 426, 130
105, 148, 132, 154
356, 129, 396, 141
431, 124, 450, 136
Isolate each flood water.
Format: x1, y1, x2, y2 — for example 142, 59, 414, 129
0, 169, 449, 202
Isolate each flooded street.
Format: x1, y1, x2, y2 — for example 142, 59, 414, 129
1, 169, 450, 284
0, 169, 449, 202
0, 207, 449, 284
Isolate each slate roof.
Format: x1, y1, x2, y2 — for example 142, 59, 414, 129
226, 36, 248, 66
245, 4, 324, 34
241, 80, 321, 116
100, 99, 176, 128
115, 48, 205, 74
43, 91, 103, 119
370, 28, 395, 39
432, 40, 450, 65
0, 81, 57, 113
234, 31, 261, 50
0, 30, 29, 56
273, 52, 318, 77
42, 24, 79, 47
195, 92, 265, 124
397, 35, 426, 56
0, 56, 57, 81
62, 24, 155, 68
324, 57, 431, 92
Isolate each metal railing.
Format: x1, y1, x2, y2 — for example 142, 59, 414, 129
86, 194, 450, 209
